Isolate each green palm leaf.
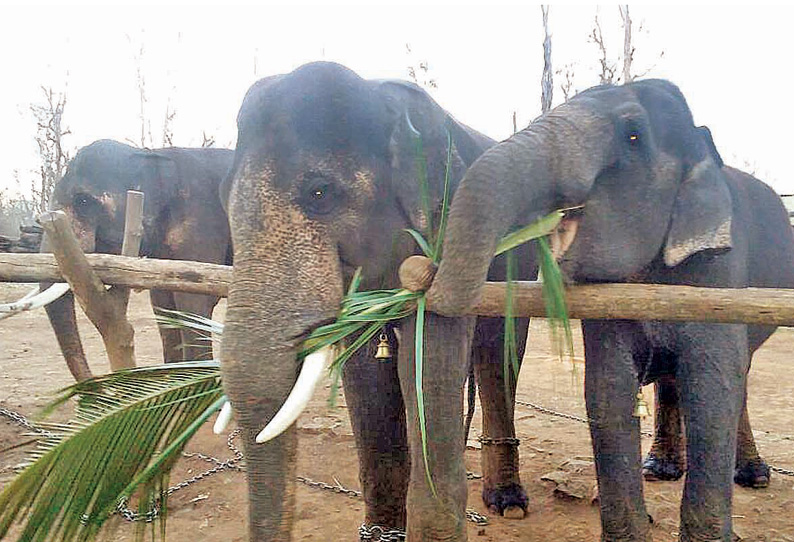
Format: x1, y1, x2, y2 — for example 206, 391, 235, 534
0, 362, 224, 542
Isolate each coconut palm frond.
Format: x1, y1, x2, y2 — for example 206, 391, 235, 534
0, 362, 224, 542
154, 309, 224, 336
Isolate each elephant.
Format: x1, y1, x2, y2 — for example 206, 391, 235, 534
426, 79, 794, 541
44, 140, 234, 380
218, 61, 535, 541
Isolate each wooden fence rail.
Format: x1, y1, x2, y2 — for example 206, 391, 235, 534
3, 252, 794, 326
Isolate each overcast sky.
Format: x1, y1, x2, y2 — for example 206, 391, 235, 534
2, 3, 793, 200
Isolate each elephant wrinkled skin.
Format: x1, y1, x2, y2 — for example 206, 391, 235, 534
427, 80, 794, 541
219, 61, 534, 541
44, 140, 233, 380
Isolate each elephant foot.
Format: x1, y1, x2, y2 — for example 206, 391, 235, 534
641, 452, 684, 482
482, 482, 528, 519
734, 457, 770, 488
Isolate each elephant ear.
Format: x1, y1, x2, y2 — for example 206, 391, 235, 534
129, 151, 180, 226
663, 151, 733, 267
386, 95, 491, 234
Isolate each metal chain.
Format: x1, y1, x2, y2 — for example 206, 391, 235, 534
358, 523, 406, 541
0, 406, 54, 438
515, 399, 654, 437
116, 429, 244, 523
478, 436, 521, 446
296, 476, 361, 498
466, 508, 489, 526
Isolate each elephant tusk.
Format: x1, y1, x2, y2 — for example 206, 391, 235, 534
549, 217, 580, 261
0, 283, 71, 320
255, 346, 333, 444
213, 400, 234, 434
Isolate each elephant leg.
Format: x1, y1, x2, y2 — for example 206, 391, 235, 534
642, 375, 686, 481
149, 289, 183, 363
398, 312, 474, 542
677, 325, 745, 542
342, 330, 409, 535
44, 289, 93, 381
472, 316, 528, 518
172, 292, 220, 361
583, 320, 652, 542
733, 386, 770, 488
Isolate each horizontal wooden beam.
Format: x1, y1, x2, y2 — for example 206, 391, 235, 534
0, 253, 232, 297
470, 281, 794, 326
2, 253, 794, 325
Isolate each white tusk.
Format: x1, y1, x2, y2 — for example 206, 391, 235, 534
255, 346, 333, 444
0, 283, 71, 320
213, 400, 234, 434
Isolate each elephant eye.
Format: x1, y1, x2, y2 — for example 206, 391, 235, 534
72, 193, 100, 217
301, 176, 343, 217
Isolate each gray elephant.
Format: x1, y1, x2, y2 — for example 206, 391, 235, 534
218, 61, 534, 541
426, 79, 794, 541
44, 140, 233, 380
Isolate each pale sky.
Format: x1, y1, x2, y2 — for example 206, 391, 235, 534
2, 3, 793, 200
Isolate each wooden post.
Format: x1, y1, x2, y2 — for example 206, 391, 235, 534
37, 191, 145, 373
104, 191, 145, 340
39, 211, 136, 371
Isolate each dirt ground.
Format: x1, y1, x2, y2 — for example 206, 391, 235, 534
1, 284, 793, 541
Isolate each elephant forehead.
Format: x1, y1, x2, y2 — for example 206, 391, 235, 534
228, 161, 328, 245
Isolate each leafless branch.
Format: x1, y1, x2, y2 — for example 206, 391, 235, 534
541, 5, 553, 114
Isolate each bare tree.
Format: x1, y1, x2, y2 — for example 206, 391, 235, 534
200, 131, 216, 148
556, 63, 576, 102
131, 41, 152, 148
620, 5, 634, 84
590, 11, 618, 85
540, 6, 553, 114
30, 86, 71, 213
162, 98, 176, 147
405, 43, 438, 90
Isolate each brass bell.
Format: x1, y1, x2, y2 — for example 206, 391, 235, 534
375, 332, 392, 359
633, 390, 650, 419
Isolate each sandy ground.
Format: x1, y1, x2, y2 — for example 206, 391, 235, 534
1, 285, 793, 541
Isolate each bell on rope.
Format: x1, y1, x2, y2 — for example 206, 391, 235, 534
633, 390, 650, 419
375, 332, 392, 359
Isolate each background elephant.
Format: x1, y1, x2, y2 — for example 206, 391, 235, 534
218, 61, 534, 541
44, 140, 233, 380
427, 79, 794, 541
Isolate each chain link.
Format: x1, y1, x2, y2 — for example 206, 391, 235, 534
296, 476, 361, 498
478, 436, 521, 446
466, 508, 489, 526
0, 406, 54, 438
358, 523, 406, 541
116, 429, 244, 523
515, 399, 654, 437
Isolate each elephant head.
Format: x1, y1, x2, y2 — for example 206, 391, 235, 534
218, 61, 489, 540
428, 79, 733, 313
48, 140, 181, 255
43, 140, 233, 377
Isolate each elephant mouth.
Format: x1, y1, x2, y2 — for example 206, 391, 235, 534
549, 210, 582, 261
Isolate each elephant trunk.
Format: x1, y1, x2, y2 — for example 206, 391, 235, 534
40, 230, 93, 381
220, 256, 342, 541
427, 109, 609, 315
